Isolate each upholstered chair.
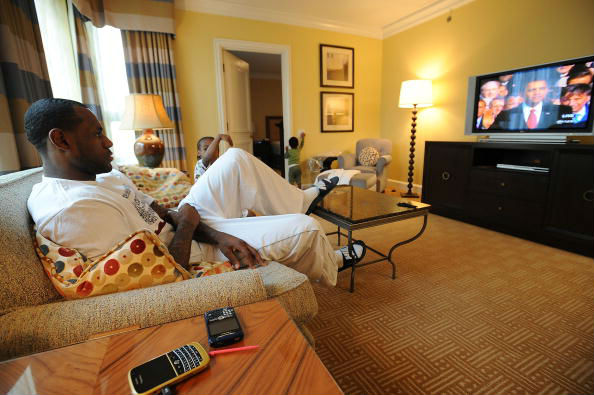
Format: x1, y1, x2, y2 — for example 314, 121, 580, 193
337, 138, 393, 192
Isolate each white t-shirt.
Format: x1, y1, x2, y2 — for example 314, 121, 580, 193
27, 170, 177, 260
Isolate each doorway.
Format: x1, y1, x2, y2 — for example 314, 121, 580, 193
214, 39, 292, 179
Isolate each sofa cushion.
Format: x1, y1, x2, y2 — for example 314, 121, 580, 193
0, 168, 61, 314
119, 165, 192, 208
0, 268, 268, 360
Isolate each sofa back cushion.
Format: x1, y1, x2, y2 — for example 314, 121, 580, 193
0, 168, 62, 313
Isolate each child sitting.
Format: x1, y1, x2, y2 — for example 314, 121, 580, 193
194, 133, 233, 182
284, 132, 305, 188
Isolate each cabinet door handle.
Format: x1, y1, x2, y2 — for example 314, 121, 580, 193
500, 182, 505, 187
497, 206, 503, 211
441, 171, 451, 181
584, 190, 594, 202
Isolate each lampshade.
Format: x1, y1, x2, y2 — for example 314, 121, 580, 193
120, 94, 173, 130
398, 80, 433, 108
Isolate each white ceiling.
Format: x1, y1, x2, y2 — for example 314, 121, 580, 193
176, 0, 476, 39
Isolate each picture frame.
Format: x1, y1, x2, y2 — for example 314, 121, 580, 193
320, 92, 354, 133
320, 44, 354, 88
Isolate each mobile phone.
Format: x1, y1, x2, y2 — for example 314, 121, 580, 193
128, 342, 210, 395
204, 307, 244, 348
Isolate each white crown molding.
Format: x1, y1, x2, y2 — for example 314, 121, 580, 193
382, 0, 476, 39
175, 0, 383, 39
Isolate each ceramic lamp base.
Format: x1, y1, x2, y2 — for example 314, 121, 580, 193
134, 128, 164, 168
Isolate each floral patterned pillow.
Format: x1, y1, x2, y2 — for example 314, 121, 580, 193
34, 230, 234, 300
359, 146, 380, 167
119, 165, 193, 209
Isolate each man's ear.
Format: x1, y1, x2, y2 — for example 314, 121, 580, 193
48, 128, 70, 151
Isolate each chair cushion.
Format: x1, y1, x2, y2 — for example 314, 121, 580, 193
119, 165, 192, 208
350, 172, 377, 190
34, 230, 234, 300
358, 146, 380, 166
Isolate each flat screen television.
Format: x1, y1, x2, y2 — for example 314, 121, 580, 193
464, 55, 593, 142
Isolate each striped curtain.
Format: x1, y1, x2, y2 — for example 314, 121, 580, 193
72, 0, 175, 34
73, 7, 102, 121
0, 0, 52, 173
121, 30, 186, 171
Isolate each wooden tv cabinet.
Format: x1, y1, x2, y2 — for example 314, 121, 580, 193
421, 141, 594, 257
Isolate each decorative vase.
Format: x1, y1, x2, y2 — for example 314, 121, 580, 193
134, 129, 164, 168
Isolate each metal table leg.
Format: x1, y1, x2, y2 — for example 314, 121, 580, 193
387, 213, 428, 279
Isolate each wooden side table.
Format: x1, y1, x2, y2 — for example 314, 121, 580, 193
0, 300, 342, 395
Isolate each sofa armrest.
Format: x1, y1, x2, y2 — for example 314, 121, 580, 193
376, 155, 392, 175
0, 269, 267, 361
338, 153, 356, 169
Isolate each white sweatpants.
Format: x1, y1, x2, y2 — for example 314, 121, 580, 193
179, 148, 340, 286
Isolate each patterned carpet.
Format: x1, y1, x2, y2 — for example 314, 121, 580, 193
310, 214, 594, 395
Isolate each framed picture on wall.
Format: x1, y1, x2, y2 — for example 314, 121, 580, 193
320, 44, 354, 88
321, 92, 354, 133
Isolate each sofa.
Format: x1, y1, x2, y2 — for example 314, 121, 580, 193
0, 168, 318, 361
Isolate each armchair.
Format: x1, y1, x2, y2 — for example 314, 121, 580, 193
338, 138, 392, 192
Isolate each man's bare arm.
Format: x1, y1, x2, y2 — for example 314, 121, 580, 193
166, 204, 200, 270
150, 200, 262, 269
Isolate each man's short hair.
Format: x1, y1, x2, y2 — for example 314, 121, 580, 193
565, 84, 591, 96
24, 98, 86, 152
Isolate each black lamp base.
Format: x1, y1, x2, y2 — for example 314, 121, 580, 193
400, 191, 419, 198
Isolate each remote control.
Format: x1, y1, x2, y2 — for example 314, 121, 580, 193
397, 202, 417, 208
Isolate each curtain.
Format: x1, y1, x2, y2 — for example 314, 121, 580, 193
73, 7, 102, 121
72, 0, 174, 34
121, 30, 186, 171
0, 0, 52, 173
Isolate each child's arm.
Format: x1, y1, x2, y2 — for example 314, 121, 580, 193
299, 132, 305, 150
202, 134, 233, 167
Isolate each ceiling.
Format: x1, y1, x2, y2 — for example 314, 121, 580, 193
176, 0, 475, 39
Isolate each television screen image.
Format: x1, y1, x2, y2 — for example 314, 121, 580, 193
470, 56, 593, 135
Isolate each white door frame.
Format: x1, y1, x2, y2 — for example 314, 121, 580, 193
214, 38, 292, 178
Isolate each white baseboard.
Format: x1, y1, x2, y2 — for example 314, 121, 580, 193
387, 178, 422, 195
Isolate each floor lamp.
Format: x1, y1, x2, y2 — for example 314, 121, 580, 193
398, 80, 432, 198
120, 94, 173, 168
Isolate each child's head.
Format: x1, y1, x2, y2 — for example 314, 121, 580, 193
289, 137, 299, 149
197, 136, 215, 159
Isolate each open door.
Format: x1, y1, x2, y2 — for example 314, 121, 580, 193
222, 50, 253, 154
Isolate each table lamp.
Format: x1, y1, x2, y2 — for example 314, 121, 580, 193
120, 94, 173, 168
398, 79, 432, 198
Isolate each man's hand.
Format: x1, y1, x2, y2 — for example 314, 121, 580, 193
218, 133, 234, 147
215, 232, 264, 270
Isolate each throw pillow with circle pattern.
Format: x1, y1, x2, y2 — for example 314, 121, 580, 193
34, 229, 234, 299
359, 146, 380, 166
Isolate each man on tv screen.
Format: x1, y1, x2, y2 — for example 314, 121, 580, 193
563, 84, 591, 127
490, 73, 572, 130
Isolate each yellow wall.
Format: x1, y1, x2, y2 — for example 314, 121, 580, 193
174, 10, 382, 170
381, 0, 594, 186
249, 78, 283, 141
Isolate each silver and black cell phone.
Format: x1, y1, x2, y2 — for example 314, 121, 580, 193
128, 342, 210, 395
204, 307, 244, 348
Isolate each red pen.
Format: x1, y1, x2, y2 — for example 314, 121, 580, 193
208, 345, 260, 356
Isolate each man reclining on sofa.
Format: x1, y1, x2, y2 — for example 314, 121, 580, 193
25, 98, 366, 288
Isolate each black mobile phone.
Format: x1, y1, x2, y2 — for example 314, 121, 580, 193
128, 342, 210, 395
204, 307, 244, 348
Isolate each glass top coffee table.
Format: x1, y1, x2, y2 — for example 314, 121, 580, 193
313, 185, 431, 292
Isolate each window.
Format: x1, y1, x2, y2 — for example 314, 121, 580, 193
35, 0, 136, 165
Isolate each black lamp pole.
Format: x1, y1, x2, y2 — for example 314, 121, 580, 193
401, 103, 419, 198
